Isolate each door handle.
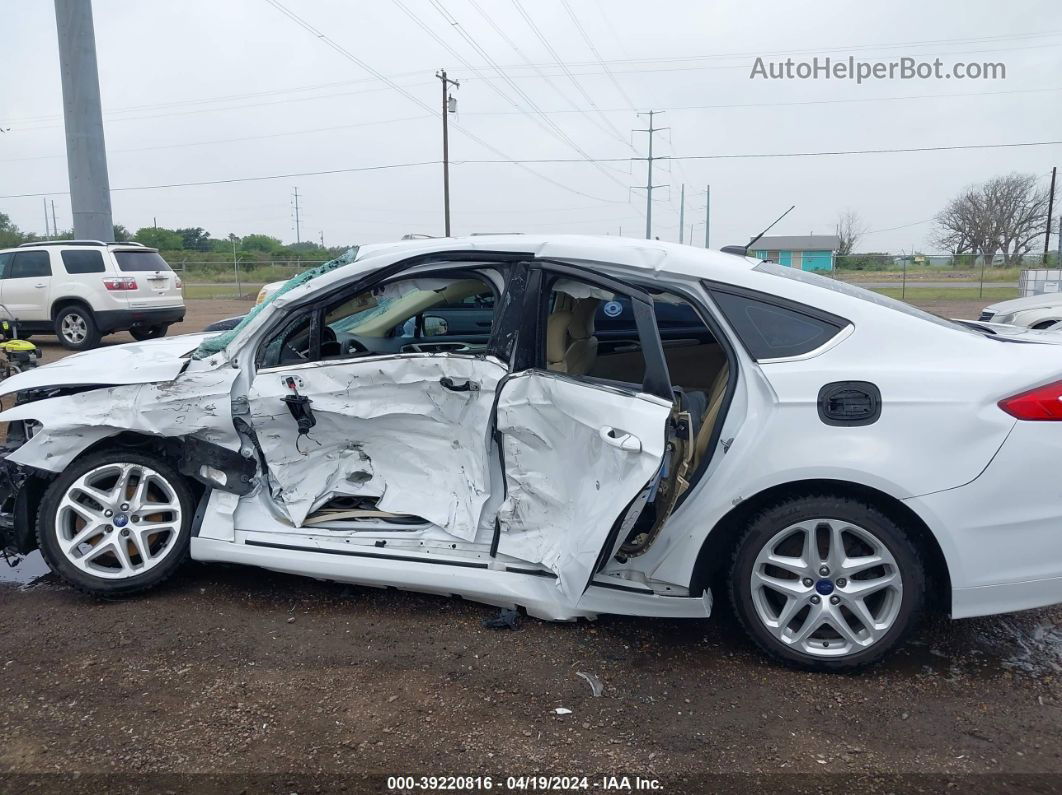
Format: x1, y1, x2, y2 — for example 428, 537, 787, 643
34, 283, 46, 288
439, 376, 480, 392
598, 426, 641, 452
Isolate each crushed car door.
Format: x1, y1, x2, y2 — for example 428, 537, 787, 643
245, 271, 509, 538
493, 265, 678, 600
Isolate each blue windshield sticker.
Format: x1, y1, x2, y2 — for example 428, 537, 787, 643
603, 300, 623, 318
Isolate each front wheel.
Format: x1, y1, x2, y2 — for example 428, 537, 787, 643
729, 495, 925, 672
130, 324, 169, 342
37, 450, 194, 596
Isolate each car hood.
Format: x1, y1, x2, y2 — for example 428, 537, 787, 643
983, 293, 1062, 314
0, 333, 214, 399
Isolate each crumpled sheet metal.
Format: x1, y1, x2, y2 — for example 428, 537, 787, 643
0, 333, 212, 401
0, 369, 241, 472
494, 372, 670, 599
248, 355, 506, 535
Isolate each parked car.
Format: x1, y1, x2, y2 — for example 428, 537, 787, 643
0, 240, 185, 350
3, 235, 1062, 672
979, 293, 1062, 330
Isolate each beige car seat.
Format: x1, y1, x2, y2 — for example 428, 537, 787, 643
546, 297, 600, 375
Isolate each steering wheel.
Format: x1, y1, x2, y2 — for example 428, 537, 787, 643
281, 326, 340, 362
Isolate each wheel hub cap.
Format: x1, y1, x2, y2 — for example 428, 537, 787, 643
54, 463, 182, 579
750, 518, 903, 658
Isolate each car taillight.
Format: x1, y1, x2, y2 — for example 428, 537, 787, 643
999, 380, 1062, 420
175, 276, 183, 288
103, 276, 138, 291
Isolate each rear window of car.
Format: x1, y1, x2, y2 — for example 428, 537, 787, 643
709, 288, 847, 360
752, 260, 970, 333
61, 249, 106, 274
113, 251, 172, 272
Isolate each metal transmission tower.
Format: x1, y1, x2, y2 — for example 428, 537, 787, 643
632, 110, 669, 239
54, 0, 113, 241
292, 186, 301, 244
435, 69, 459, 237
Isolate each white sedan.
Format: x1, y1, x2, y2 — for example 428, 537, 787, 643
980, 293, 1062, 330
2, 235, 1061, 672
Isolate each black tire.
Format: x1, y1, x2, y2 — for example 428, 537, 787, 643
728, 494, 925, 672
54, 304, 101, 350
130, 324, 169, 342
37, 449, 194, 597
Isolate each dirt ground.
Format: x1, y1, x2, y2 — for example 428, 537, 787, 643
3, 297, 1060, 793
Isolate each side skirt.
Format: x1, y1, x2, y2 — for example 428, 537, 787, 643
190, 536, 712, 622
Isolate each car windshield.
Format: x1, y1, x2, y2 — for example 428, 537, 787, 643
752, 261, 974, 334
113, 251, 172, 272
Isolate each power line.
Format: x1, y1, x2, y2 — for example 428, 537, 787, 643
393, 0, 632, 192
461, 86, 1062, 116
3, 139, 1059, 200
465, 0, 635, 152
559, 0, 637, 110
262, 0, 626, 205
509, 0, 632, 147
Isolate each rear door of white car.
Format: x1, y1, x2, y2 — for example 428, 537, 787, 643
493, 263, 675, 601
0, 249, 53, 322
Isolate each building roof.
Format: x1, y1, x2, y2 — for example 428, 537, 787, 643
752, 235, 841, 251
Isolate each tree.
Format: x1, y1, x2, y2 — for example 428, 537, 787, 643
933, 173, 1055, 264
176, 227, 211, 250
835, 210, 867, 256
240, 234, 283, 253
112, 223, 130, 241
133, 226, 183, 250
0, 212, 26, 248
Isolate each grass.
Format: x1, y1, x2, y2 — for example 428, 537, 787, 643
837, 267, 1023, 283
869, 286, 1017, 301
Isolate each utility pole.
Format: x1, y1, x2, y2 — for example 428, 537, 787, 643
292, 186, 301, 244
1045, 166, 1057, 264
705, 185, 711, 248
678, 184, 685, 244
54, 0, 113, 241
43, 199, 50, 237
435, 69, 459, 237
51, 200, 58, 237
633, 110, 668, 240
319, 230, 325, 248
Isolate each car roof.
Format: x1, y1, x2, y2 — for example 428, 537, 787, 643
0, 241, 158, 253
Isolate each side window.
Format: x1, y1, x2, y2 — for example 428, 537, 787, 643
0, 253, 12, 279
710, 289, 845, 360
8, 251, 51, 279
61, 249, 106, 274
258, 274, 498, 369
543, 276, 648, 388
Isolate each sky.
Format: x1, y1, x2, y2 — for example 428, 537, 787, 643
1, 0, 1060, 254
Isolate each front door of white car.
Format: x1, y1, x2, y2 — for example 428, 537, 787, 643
245, 270, 510, 538
0, 250, 52, 322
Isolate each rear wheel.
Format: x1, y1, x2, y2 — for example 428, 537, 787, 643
729, 495, 925, 672
54, 305, 100, 350
130, 324, 169, 341
37, 450, 194, 596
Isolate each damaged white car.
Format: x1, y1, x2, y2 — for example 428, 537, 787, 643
3, 235, 1062, 672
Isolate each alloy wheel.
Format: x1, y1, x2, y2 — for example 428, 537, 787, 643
60, 313, 87, 345
749, 518, 903, 657
54, 462, 183, 579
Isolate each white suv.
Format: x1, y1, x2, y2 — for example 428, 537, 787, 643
0, 240, 185, 350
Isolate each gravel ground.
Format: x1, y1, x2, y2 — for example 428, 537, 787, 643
3, 296, 1059, 793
